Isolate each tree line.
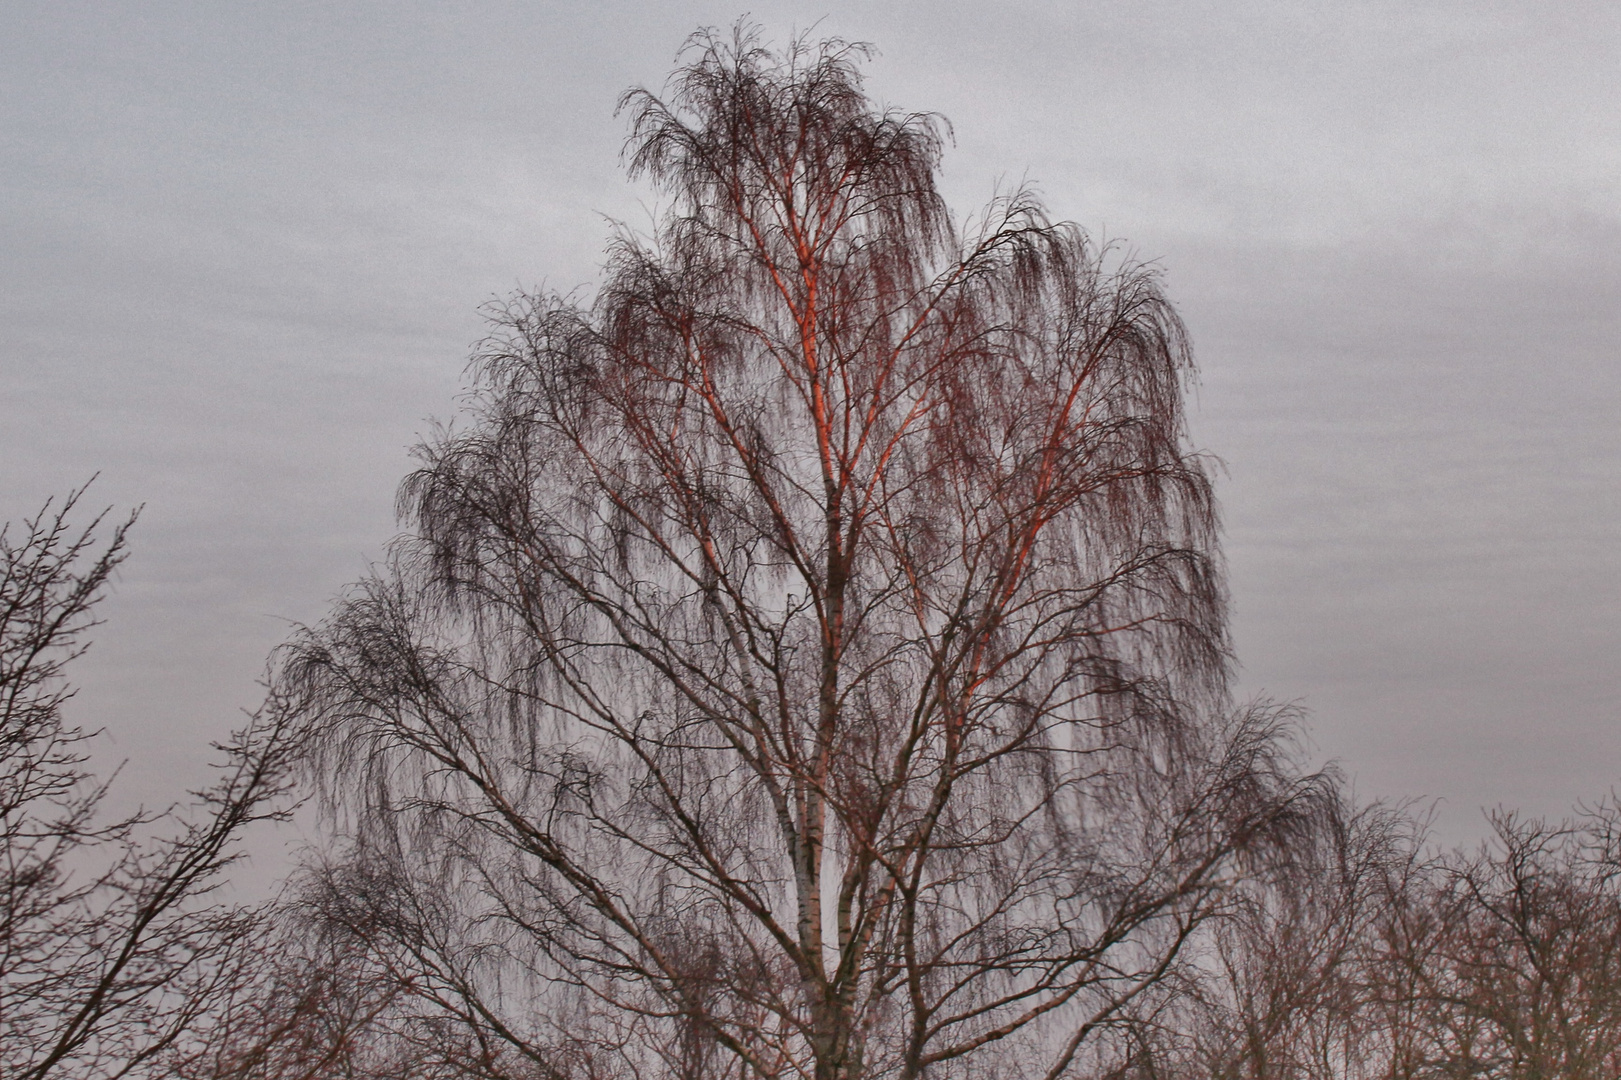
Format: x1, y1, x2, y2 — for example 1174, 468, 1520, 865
5, 27, 1617, 1080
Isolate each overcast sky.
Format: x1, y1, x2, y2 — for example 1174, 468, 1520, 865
4, 0, 1617, 850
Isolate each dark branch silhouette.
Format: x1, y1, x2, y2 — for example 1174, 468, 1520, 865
0, 486, 299, 1080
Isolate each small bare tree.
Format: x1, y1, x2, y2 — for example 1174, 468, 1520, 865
160, 892, 419, 1080
1408, 806, 1621, 1079
0, 487, 298, 1080
1138, 795, 1433, 1080
281, 27, 1321, 1080
1126, 796, 1621, 1080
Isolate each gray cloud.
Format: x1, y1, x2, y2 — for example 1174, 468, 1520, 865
3, 0, 1616, 845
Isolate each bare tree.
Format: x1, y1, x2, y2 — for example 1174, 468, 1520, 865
1132, 793, 1434, 1080
1124, 794, 1621, 1080
280, 27, 1322, 1080
0, 487, 298, 1080
1402, 806, 1621, 1080
160, 890, 420, 1080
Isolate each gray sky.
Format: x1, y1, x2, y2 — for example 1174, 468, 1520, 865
4, 0, 1618, 848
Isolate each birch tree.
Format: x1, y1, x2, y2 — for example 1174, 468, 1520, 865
282, 28, 1320, 1080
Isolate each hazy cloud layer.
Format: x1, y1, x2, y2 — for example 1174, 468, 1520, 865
4, 0, 1617, 844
